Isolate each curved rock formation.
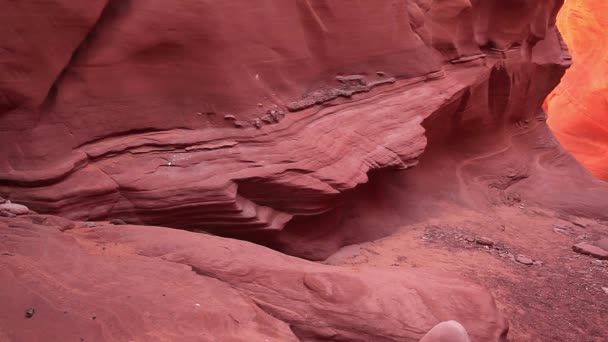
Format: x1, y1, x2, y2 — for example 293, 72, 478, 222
1, 0, 582, 238
0, 213, 508, 341
546, 0, 608, 180
2, 1, 608, 340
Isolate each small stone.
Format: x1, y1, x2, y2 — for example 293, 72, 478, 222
233, 121, 247, 128
257, 103, 263, 107
376, 71, 386, 76
465, 236, 475, 243
572, 242, 608, 260
602, 287, 608, 295
25, 308, 35, 318
532, 260, 543, 266
253, 118, 262, 129
516, 255, 534, 265
109, 218, 127, 225
223, 114, 237, 121
261, 115, 273, 124
0, 202, 31, 215
475, 237, 494, 246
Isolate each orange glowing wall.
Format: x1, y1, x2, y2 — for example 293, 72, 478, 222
546, 0, 608, 181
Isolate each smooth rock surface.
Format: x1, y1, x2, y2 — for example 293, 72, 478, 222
516, 255, 534, 266
419, 321, 471, 342
476, 237, 495, 247
0, 202, 32, 216
0, 214, 508, 342
546, 0, 608, 180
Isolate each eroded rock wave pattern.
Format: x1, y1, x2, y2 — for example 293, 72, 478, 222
1, 0, 577, 237
2, 1, 608, 341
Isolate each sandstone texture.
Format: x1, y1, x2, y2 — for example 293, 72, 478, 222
0, 214, 507, 341
2, 0, 603, 248
1, 1, 608, 341
573, 242, 608, 260
546, 0, 608, 180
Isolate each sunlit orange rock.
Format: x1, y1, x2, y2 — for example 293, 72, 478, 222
547, 0, 608, 180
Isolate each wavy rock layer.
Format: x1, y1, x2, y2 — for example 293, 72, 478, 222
546, 0, 608, 180
0, 0, 572, 237
2, 1, 607, 340
275, 58, 608, 260
0, 214, 507, 341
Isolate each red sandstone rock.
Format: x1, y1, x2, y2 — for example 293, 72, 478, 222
0, 215, 508, 341
0, 1, 607, 340
2, 0, 596, 245
516, 255, 534, 266
546, 0, 608, 180
476, 236, 495, 246
572, 242, 608, 260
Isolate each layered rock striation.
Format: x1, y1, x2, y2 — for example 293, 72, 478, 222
2, 0, 588, 241
2, 1, 608, 340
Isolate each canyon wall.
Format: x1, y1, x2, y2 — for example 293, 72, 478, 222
4, 1, 596, 244
2, 1, 608, 340
546, 0, 608, 181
